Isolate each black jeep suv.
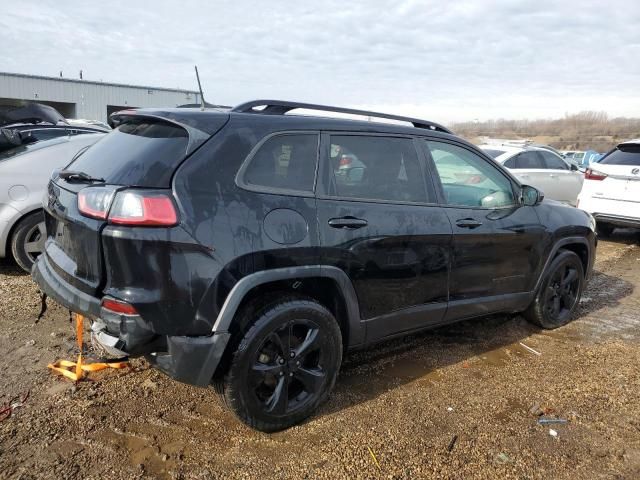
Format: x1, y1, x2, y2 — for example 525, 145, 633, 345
33, 100, 596, 431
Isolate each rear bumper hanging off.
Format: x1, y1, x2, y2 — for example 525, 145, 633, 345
32, 254, 230, 387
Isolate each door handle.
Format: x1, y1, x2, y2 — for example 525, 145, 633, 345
549, 174, 557, 178
328, 217, 368, 229
455, 218, 483, 229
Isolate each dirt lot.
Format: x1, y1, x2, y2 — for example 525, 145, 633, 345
1, 234, 639, 480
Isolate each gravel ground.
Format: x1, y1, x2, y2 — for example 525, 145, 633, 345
0, 233, 639, 479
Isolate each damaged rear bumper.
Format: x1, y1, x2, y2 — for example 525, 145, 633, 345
32, 253, 229, 387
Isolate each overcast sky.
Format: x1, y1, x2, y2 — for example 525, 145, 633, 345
1, 0, 639, 122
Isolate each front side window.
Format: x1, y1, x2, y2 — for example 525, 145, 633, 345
243, 133, 318, 193
540, 151, 569, 170
328, 135, 427, 203
426, 141, 516, 208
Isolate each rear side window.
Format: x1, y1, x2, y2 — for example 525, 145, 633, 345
68, 119, 189, 187
540, 151, 569, 170
242, 133, 319, 193
600, 145, 640, 165
515, 152, 545, 169
327, 135, 427, 203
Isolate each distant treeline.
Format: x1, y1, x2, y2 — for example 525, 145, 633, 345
450, 111, 640, 152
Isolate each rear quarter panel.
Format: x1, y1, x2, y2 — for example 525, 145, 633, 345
171, 116, 322, 331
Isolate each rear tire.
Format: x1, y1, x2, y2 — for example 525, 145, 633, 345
216, 296, 342, 432
596, 222, 614, 237
524, 250, 584, 329
10, 211, 46, 273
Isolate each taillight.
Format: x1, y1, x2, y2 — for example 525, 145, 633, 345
77, 187, 178, 226
109, 191, 178, 226
585, 168, 607, 181
77, 187, 116, 219
101, 297, 138, 315
339, 155, 352, 167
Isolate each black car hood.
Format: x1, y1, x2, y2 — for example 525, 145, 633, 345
0, 103, 67, 127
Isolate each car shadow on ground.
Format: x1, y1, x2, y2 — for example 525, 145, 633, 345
319, 268, 633, 418
0, 257, 26, 277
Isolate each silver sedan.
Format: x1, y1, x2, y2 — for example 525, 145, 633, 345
0, 133, 105, 271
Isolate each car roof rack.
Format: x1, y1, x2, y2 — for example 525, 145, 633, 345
231, 100, 453, 134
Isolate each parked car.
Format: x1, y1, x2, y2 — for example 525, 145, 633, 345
577, 139, 640, 235
0, 133, 106, 271
480, 144, 583, 206
0, 103, 108, 145
33, 100, 596, 432
563, 150, 603, 168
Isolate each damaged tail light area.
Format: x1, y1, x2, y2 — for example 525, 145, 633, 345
584, 168, 607, 181
78, 187, 178, 226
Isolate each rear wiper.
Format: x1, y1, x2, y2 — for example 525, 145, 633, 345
58, 170, 105, 183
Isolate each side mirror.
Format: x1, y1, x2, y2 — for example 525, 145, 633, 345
570, 163, 579, 171
521, 185, 544, 206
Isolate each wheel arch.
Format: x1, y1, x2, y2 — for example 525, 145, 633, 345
534, 236, 592, 292
212, 266, 364, 348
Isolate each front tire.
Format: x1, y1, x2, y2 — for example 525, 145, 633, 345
10, 211, 46, 273
218, 297, 342, 432
524, 250, 584, 329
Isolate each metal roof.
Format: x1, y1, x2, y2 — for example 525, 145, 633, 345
0, 71, 198, 95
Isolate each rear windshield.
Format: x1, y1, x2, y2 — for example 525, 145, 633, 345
482, 148, 507, 158
68, 119, 189, 187
600, 145, 640, 166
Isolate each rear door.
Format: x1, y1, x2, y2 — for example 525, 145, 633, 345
504, 151, 551, 196
43, 116, 221, 295
317, 133, 451, 341
538, 150, 583, 205
423, 140, 545, 320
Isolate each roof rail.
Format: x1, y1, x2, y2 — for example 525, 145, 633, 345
231, 100, 453, 134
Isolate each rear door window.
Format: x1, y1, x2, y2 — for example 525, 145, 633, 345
540, 151, 569, 170
68, 118, 190, 187
515, 152, 545, 169
327, 135, 428, 203
241, 133, 319, 193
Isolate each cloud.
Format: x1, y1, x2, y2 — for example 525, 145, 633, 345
1, 0, 639, 121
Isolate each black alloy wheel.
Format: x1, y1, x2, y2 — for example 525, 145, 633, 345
543, 261, 580, 321
524, 250, 584, 329
250, 320, 326, 415
217, 297, 342, 432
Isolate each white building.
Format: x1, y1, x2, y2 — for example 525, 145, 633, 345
0, 71, 201, 122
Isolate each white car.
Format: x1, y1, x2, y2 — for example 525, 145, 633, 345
577, 139, 640, 236
480, 144, 583, 206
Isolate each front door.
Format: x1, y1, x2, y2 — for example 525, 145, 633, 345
423, 139, 545, 320
316, 133, 452, 342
